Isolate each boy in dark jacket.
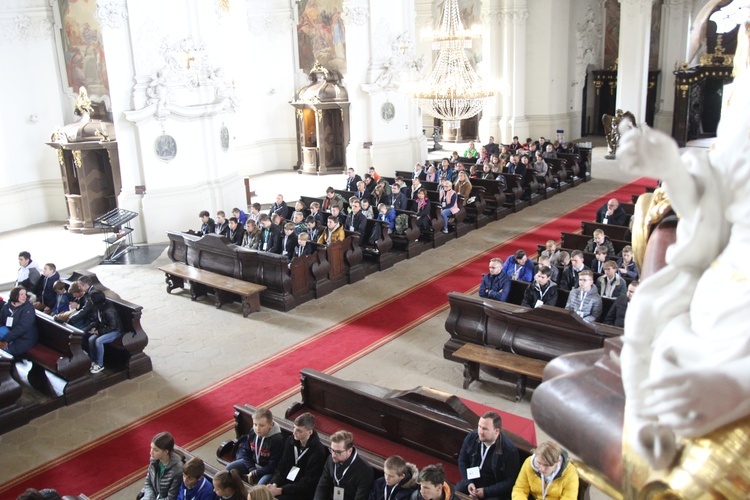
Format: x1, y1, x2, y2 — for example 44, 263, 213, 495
227, 407, 285, 485
269, 412, 327, 499
87, 290, 123, 374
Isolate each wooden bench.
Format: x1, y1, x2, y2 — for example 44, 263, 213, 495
24, 312, 96, 404
159, 262, 266, 317
452, 343, 547, 401
581, 220, 630, 240
560, 232, 630, 255
0, 357, 27, 432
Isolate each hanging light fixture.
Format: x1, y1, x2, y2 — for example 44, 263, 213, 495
413, 0, 494, 130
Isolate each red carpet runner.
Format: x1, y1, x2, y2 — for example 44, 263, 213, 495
0, 177, 653, 498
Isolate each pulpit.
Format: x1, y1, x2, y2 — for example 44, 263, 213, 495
46, 88, 122, 234
291, 63, 350, 175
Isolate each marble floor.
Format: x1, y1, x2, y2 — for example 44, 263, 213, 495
0, 144, 636, 499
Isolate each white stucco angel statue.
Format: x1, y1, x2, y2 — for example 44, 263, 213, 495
617, 18, 750, 470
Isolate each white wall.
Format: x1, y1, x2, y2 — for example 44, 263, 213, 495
0, 1, 67, 231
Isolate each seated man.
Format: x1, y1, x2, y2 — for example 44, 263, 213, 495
369, 455, 418, 500
269, 194, 288, 219
478, 258, 511, 303
413, 465, 455, 500
280, 222, 298, 259
331, 205, 347, 227
501, 250, 534, 282
345, 198, 368, 240
178, 457, 214, 500
268, 412, 327, 500
249, 203, 262, 224
68, 275, 98, 330
536, 255, 559, 284
313, 430, 373, 500
320, 186, 346, 212
197, 210, 215, 236
597, 260, 627, 299
258, 214, 281, 254
36, 263, 60, 312
227, 217, 245, 246
584, 229, 616, 256
457, 411, 520, 500
368, 166, 381, 182
595, 198, 628, 226
361, 199, 374, 219
604, 280, 638, 327
215, 211, 230, 237
86, 290, 123, 374
355, 181, 372, 205
317, 216, 345, 245
232, 207, 248, 226
306, 216, 321, 243
559, 251, 588, 291
0, 287, 38, 356
521, 266, 558, 308
390, 184, 408, 211
549, 250, 570, 269
291, 211, 308, 235
226, 407, 284, 485
564, 270, 602, 323
345, 167, 362, 191
293, 232, 313, 260
16, 251, 43, 297
589, 245, 614, 274
617, 244, 640, 280
242, 220, 262, 250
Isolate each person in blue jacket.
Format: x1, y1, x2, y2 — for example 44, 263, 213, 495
479, 258, 511, 302
501, 250, 535, 282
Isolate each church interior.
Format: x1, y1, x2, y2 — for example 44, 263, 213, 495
0, 0, 746, 498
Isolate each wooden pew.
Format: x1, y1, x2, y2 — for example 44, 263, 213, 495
24, 313, 96, 405
0, 357, 28, 432
469, 178, 513, 219
545, 158, 572, 192
546, 158, 581, 187
349, 219, 398, 272
286, 369, 536, 466
498, 173, 528, 212
580, 221, 630, 241
443, 292, 621, 366
391, 210, 425, 258
560, 232, 630, 255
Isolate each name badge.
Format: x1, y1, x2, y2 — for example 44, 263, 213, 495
534, 299, 544, 308
602, 217, 608, 224
5, 317, 12, 328
333, 486, 345, 500
286, 466, 300, 481
466, 466, 480, 479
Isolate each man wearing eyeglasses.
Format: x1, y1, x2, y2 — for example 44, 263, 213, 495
268, 412, 327, 499
314, 430, 374, 500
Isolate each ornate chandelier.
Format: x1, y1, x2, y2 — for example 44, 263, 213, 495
413, 0, 494, 130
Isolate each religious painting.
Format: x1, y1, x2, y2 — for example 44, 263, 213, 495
297, 0, 346, 73
57, 0, 110, 100
604, 0, 663, 71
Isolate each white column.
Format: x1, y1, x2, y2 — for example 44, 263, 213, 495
479, 0, 504, 143
615, 0, 654, 123
653, 0, 691, 133
342, 0, 373, 174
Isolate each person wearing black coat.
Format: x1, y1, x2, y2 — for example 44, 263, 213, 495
259, 215, 282, 254
314, 431, 374, 500
0, 287, 38, 356
269, 413, 328, 500
595, 199, 628, 226
87, 290, 123, 374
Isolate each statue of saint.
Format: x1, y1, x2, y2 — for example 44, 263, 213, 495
616, 17, 750, 495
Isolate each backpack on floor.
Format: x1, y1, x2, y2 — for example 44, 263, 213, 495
394, 214, 409, 235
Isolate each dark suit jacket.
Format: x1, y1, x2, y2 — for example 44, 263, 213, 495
346, 175, 362, 191
281, 232, 298, 258
391, 192, 408, 211
228, 227, 245, 246
262, 224, 282, 254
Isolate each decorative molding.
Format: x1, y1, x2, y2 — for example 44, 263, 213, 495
363, 31, 425, 93
95, 0, 128, 30
480, 8, 505, 26
246, 10, 293, 36
574, 6, 604, 87
342, 5, 369, 27
509, 8, 529, 25
0, 14, 52, 44
618, 0, 656, 15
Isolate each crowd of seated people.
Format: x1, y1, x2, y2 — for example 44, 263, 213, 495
129, 407, 577, 500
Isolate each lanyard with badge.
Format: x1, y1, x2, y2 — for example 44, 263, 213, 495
541, 473, 553, 500
5, 308, 14, 328
286, 445, 309, 481
333, 449, 357, 500
254, 435, 265, 465
534, 284, 550, 309
466, 442, 491, 480
577, 290, 586, 316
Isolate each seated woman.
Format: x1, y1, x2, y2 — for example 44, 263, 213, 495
141, 431, 183, 500
0, 287, 38, 356
415, 188, 432, 231
242, 220, 262, 250
512, 441, 578, 500
454, 170, 473, 203
87, 290, 123, 374
439, 180, 459, 234
212, 469, 248, 500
